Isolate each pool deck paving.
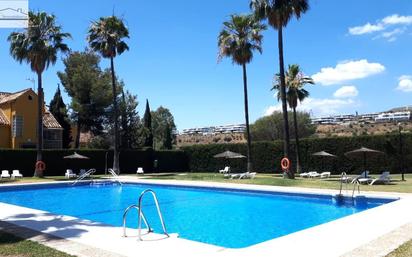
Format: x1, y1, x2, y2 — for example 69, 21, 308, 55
0, 177, 411, 257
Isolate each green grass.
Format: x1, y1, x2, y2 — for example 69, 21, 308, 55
143, 173, 412, 193
0, 231, 74, 257
387, 240, 412, 257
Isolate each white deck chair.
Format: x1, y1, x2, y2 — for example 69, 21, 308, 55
352, 171, 370, 184
369, 172, 391, 185
137, 167, 144, 174
320, 172, 331, 178
219, 166, 230, 174
239, 172, 256, 179
65, 169, 77, 179
11, 170, 23, 179
308, 171, 321, 178
300, 172, 309, 178
1, 170, 10, 179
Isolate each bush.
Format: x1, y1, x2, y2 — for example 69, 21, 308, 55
0, 148, 188, 177
182, 133, 412, 175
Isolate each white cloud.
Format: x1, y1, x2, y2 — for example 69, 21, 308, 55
264, 98, 356, 117
349, 14, 412, 41
349, 23, 384, 35
382, 14, 412, 25
397, 75, 412, 92
373, 27, 406, 42
312, 59, 385, 86
334, 86, 359, 98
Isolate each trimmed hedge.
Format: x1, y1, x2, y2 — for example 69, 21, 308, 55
182, 133, 412, 175
0, 148, 188, 177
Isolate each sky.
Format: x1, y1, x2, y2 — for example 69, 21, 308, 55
0, 0, 411, 130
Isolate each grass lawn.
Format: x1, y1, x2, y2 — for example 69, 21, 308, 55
143, 173, 412, 193
387, 240, 412, 257
0, 231, 74, 257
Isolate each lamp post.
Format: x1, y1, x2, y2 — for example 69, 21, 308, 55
398, 123, 405, 181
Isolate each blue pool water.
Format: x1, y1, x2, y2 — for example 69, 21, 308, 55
0, 183, 395, 248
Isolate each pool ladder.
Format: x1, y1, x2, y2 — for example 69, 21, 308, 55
339, 172, 360, 199
72, 168, 96, 186
123, 189, 169, 240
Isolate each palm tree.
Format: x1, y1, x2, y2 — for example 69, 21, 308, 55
273, 64, 313, 173
8, 11, 70, 177
250, 0, 310, 178
87, 16, 129, 173
218, 14, 266, 173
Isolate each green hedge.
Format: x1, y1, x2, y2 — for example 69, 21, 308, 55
0, 148, 188, 177
182, 133, 412, 175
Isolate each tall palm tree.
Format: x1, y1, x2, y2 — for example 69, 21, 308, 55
87, 16, 129, 173
8, 11, 70, 177
273, 64, 313, 173
218, 14, 266, 173
250, 0, 310, 178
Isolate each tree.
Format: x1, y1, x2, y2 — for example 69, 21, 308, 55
152, 106, 176, 150
87, 15, 129, 173
273, 64, 314, 173
57, 51, 112, 148
119, 90, 140, 149
142, 99, 153, 147
163, 125, 173, 150
251, 111, 315, 141
49, 85, 72, 148
8, 11, 70, 177
218, 14, 266, 173
251, 0, 310, 178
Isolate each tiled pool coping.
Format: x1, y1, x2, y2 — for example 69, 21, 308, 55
0, 178, 411, 257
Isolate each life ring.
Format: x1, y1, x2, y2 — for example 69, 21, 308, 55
35, 161, 46, 171
280, 158, 290, 171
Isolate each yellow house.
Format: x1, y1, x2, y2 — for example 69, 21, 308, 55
0, 88, 63, 149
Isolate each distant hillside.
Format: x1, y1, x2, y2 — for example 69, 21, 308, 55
315, 121, 412, 138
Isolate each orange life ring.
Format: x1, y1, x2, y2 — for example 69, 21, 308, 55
281, 157, 290, 171
35, 161, 46, 171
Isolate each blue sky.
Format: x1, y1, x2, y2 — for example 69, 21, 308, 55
0, 0, 411, 130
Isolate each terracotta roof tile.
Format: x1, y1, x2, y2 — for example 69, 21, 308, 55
0, 88, 31, 105
0, 109, 9, 125
43, 110, 62, 129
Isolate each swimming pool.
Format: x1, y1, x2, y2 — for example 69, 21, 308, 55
0, 182, 396, 249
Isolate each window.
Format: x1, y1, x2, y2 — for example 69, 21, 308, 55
12, 115, 23, 137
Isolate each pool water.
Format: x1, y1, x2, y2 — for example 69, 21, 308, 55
0, 183, 395, 248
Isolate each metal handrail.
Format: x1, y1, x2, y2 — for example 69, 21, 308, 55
72, 168, 96, 186
122, 205, 152, 237
108, 168, 123, 185
138, 189, 169, 240
339, 172, 349, 196
352, 179, 360, 198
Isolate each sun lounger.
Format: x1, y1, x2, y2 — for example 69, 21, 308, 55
219, 166, 230, 174
11, 170, 23, 179
351, 171, 370, 184
79, 169, 91, 178
300, 172, 309, 178
308, 171, 321, 178
369, 171, 391, 185
320, 172, 331, 178
65, 169, 77, 179
239, 172, 256, 179
1, 170, 10, 179
137, 167, 144, 174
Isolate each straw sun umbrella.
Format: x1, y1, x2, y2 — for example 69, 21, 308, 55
344, 147, 384, 177
63, 152, 90, 172
312, 151, 337, 172
214, 151, 246, 171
